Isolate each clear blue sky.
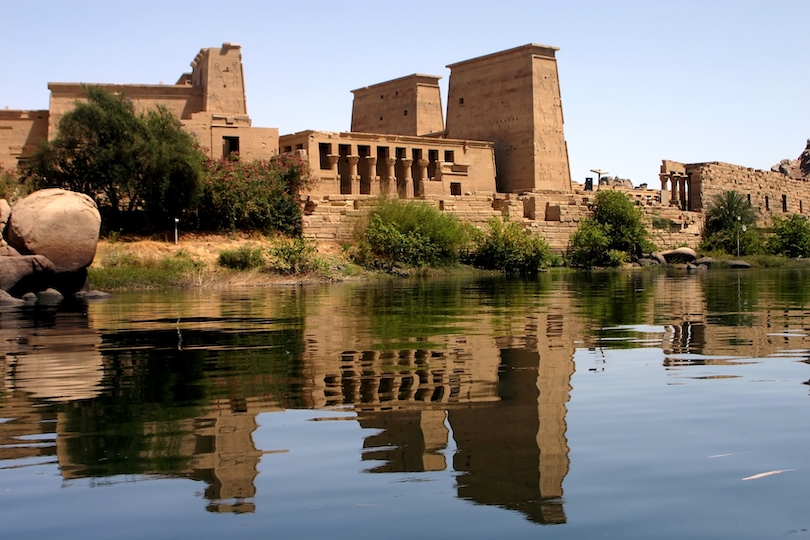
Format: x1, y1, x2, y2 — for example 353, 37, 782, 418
3, 0, 807, 186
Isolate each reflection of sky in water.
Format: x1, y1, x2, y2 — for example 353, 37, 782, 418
1, 271, 809, 539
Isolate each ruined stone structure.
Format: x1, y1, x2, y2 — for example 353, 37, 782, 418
10, 41, 806, 252
0, 43, 278, 170
660, 155, 810, 226
296, 44, 582, 247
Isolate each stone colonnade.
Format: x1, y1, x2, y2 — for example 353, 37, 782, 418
660, 169, 692, 210
320, 142, 454, 198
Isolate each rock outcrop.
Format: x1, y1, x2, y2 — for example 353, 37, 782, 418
7, 188, 100, 273
0, 188, 101, 301
772, 139, 810, 180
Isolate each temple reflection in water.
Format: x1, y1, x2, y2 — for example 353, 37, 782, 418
2, 271, 808, 523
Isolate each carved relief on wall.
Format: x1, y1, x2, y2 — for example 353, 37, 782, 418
208, 61, 244, 114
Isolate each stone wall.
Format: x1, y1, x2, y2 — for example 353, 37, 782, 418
3, 43, 277, 168
688, 161, 810, 225
287, 130, 496, 199
301, 189, 702, 252
0, 110, 49, 169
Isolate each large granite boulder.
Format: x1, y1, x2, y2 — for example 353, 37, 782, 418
0, 255, 56, 294
0, 199, 10, 234
7, 189, 101, 273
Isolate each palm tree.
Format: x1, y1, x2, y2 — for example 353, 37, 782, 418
702, 190, 759, 254
704, 190, 757, 236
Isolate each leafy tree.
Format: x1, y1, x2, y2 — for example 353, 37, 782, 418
139, 107, 204, 226
26, 86, 205, 231
767, 214, 810, 258
700, 190, 760, 255
568, 190, 655, 267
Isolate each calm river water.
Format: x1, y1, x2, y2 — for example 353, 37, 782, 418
1, 269, 809, 539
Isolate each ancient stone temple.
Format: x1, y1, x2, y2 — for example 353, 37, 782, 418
0, 43, 278, 169
445, 44, 572, 194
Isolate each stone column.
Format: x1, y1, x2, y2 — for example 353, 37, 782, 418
435, 160, 445, 182
400, 158, 413, 199
385, 157, 397, 196
659, 173, 671, 206
671, 176, 681, 207
416, 159, 429, 198
327, 154, 340, 180
366, 156, 378, 196
347, 155, 360, 195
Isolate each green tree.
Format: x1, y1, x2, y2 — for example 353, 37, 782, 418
568, 190, 655, 267
26, 86, 204, 231
767, 214, 810, 258
700, 190, 760, 255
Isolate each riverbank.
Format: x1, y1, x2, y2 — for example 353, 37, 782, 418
88, 233, 501, 290
88, 233, 810, 291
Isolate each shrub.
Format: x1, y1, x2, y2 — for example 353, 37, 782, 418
567, 219, 611, 268
355, 199, 472, 268
767, 214, 810, 258
470, 217, 550, 274
590, 190, 655, 257
195, 153, 314, 236
605, 249, 629, 267
218, 245, 264, 270
267, 236, 324, 274
567, 190, 655, 267
0, 165, 34, 204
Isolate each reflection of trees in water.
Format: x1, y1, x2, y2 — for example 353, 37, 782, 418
359, 276, 555, 345
12, 313, 310, 513
567, 271, 655, 330
701, 270, 760, 327
3, 279, 579, 523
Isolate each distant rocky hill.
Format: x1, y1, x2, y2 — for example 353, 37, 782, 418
772, 139, 810, 179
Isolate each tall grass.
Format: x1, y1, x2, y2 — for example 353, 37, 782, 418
89, 250, 206, 290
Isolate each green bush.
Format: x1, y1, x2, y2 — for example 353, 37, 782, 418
568, 219, 611, 268
355, 199, 472, 268
470, 217, 550, 274
195, 153, 313, 236
267, 237, 324, 274
218, 246, 264, 270
568, 190, 655, 267
767, 214, 810, 258
605, 249, 629, 267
